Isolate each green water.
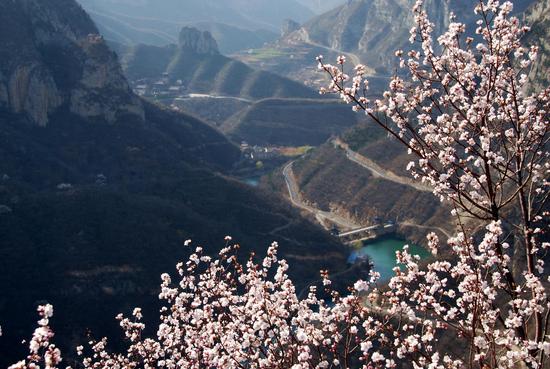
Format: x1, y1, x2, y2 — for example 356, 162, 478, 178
348, 237, 430, 281
243, 177, 260, 187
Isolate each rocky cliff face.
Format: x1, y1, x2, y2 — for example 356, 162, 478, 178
282, 19, 301, 37
178, 27, 220, 55
0, 0, 143, 126
0, 1, 349, 365
292, 0, 535, 75
524, 0, 550, 90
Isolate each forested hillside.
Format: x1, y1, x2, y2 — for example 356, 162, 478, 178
0, 1, 349, 365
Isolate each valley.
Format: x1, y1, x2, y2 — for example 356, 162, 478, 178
0, 0, 548, 367
69, 0, 548, 281
94, 0, 546, 273
0, 1, 352, 365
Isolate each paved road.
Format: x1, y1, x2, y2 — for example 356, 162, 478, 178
281, 148, 454, 241
282, 161, 360, 230
333, 139, 432, 193
300, 29, 363, 68
182, 94, 253, 103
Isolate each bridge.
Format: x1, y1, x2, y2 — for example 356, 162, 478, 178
337, 223, 396, 243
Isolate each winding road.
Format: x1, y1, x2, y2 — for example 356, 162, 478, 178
333, 139, 432, 193
179, 94, 254, 103
282, 161, 360, 230
281, 138, 455, 241
281, 157, 453, 239
299, 29, 364, 68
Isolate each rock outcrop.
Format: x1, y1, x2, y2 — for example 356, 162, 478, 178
0, 0, 144, 126
282, 19, 301, 37
0, 2, 349, 366
178, 27, 219, 55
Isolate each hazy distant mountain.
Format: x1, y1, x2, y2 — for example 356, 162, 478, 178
296, 0, 346, 13
76, 0, 313, 50
193, 22, 278, 55
0, 1, 348, 365
235, 0, 535, 86
299, 0, 533, 73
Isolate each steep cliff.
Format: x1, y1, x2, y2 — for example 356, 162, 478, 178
524, 0, 550, 90
0, 0, 143, 126
178, 27, 220, 55
0, 1, 349, 365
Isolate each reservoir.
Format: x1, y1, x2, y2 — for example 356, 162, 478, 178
348, 237, 430, 281
243, 176, 260, 187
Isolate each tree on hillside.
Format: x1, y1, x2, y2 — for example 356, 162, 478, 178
6, 1, 549, 368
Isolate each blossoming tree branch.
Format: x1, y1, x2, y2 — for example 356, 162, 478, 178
4, 0, 549, 368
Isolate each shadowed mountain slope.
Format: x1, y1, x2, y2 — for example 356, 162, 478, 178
120, 27, 317, 100
222, 98, 361, 146
0, 1, 348, 365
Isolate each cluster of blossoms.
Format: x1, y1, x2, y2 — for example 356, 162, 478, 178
10, 242, 407, 369
8, 305, 62, 369
319, 0, 549, 214
5, 1, 549, 368
317, 0, 549, 368
80, 242, 398, 369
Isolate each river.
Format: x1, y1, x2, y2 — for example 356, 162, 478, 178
348, 237, 430, 281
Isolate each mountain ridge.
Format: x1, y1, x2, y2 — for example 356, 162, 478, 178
120, 27, 318, 100
234, 0, 536, 88
77, 0, 314, 39
0, 2, 350, 365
